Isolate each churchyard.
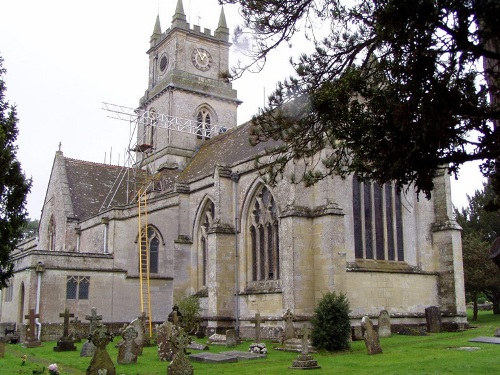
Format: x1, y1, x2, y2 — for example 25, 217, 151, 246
1, 309, 499, 374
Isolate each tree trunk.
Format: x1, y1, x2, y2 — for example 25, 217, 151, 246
473, 292, 478, 321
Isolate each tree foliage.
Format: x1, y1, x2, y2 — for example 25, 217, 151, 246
221, 0, 500, 198
455, 182, 500, 316
0, 56, 32, 288
21, 218, 39, 240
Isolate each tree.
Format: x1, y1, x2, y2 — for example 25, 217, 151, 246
221, 0, 500, 198
455, 182, 500, 317
21, 218, 39, 240
0, 56, 32, 288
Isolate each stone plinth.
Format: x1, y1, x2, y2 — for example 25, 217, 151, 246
290, 354, 321, 370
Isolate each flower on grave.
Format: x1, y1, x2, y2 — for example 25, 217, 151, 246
21, 354, 27, 365
48, 363, 60, 375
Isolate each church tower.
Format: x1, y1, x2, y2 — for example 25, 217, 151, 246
137, 0, 240, 172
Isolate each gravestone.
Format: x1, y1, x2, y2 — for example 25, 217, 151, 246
117, 326, 140, 364
425, 306, 442, 333
70, 316, 82, 343
207, 333, 226, 345
226, 329, 238, 347
361, 316, 383, 355
254, 313, 262, 343
54, 308, 77, 351
157, 322, 177, 361
24, 309, 41, 347
289, 326, 321, 370
81, 307, 102, 357
86, 325, 116, 375
129, 317, 146, 355
168, 305, 183, 326
167, 328, 193, 375
378, 310, 392, 338
282, 309, 296, 341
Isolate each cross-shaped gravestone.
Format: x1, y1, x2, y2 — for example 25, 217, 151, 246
301, 326, 310, 355
282, 308, 295, 340
24, 309, 40, 342
255, 313, 261, 343
60, 308, 75, 338
85, 307, 103, 334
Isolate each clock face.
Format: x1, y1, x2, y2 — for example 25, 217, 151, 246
158, 53, 168, 74
192, 48, 212, 71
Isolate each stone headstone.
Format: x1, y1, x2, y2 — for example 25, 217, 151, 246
226, 329, 238, 348
117, 326, 140, 364
254, 313, 262, 343
157, 322, 177, 361
81, 307, 103, 357
282, 309, 296, 341
24, 309, 41, 347
289, 327, 320, 370
361, 316, 383, 355
167, 328, 193, 375
54, 308, 77, 352
86, 325, 116, 375
168, 305, 183, 326
129, 317, 146, 355
378, 310, 391, 338
425, 306, 442, 333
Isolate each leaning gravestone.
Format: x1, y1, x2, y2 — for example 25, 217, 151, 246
157, 322, 177, 361
226, 329, 238, 348
425, 306, 442, 333
167, 328, 193, 375
54, 308, 77, 351
86, 325, 115, 375
81, 307, 102, 357
378, 310, 392, 338
361, 316, 383, 355
117, 326, 140, 364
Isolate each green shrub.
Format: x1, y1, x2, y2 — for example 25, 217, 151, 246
178, 294, 201, 333
311, 291, 351, 351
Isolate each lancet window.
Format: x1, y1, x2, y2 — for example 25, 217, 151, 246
196, 108, 212, 139
199, 201, 215, 287
139, 226, 160, 274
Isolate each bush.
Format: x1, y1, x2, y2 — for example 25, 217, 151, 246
177, 294, 201, 333
311, 291, 351, 351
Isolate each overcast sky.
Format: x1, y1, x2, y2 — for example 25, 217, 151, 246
0, 0, 485, 219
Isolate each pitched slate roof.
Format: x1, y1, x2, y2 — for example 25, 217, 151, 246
64, 158, 144, 220
179, 121, 281, 183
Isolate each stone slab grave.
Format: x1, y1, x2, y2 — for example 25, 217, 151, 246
469, 336, 500, 344
189, 350, 265, 363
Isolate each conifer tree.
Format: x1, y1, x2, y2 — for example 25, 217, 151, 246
0, 56, 32, 288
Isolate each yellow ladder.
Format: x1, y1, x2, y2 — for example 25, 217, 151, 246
138, 187, 153, 337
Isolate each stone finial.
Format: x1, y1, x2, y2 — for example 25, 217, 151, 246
172, 0, 187, 28
215, 7, 230, 42
150, 14, 162, 45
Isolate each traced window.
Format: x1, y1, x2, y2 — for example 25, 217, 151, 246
4, 282, 13, 302
139, 226, 161, 274
199, 201, 215, 286
249, 186, 280, 281
353, 176, 404, 261
48, 216, 56, 250
66, 276, 90, 300
196, 108, 212, 139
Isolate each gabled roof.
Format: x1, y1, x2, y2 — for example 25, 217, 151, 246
64, 158, 143, 220
178, 121, 281, 183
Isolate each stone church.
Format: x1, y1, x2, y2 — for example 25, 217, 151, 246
1, 0, 467, 340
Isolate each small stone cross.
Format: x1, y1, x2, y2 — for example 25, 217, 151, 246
24, 309, 40, 341
85, 307, 103, 334
60, 308, 75, 338
301, 326, 310, 355
255, 313, 261, 343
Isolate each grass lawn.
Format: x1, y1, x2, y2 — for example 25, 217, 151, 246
3, 309, 500, 375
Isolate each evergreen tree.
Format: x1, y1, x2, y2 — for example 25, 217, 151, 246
0, 56, 32, 288
221, 0, 500, 198
455, 182, 500, 316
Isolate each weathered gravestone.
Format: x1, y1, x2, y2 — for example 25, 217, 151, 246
129, 316, 146, 355
425, 306, 442, 333
117, 326, 140, 364
361, 316, 383, 355
254, 313, 262, 343
282, 309, 296, 341
86, 325, 115, 375
81, 307, 102, 357
168, 305, 183, 326
378, 310, 392, 338
24, 309, 41, 348
167, 328, 193, 375
157, 321, 177, 361
54, 308, 77, 351
289, 326, 321, 370
226, 329, 238, 348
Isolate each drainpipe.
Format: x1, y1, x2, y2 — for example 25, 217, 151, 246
35, 262, 45, 340
102, 217, 109, 254
231, 172, 240, 335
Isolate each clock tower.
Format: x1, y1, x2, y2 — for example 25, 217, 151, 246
138, 0, 240, 172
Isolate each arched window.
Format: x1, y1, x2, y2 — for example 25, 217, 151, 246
48, 216, 56, 251
199, 201, 214, 286
353, 176, 404, 261
196, 108, 212, 139
249, 186, 279, 281
139, 226, 161, 274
